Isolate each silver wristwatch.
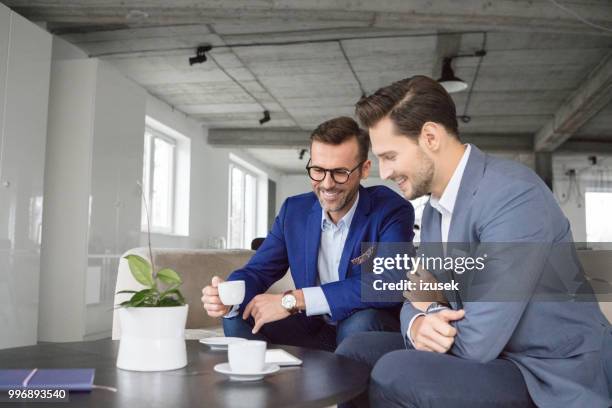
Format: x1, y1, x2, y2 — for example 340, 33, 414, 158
426, 302, 450, 314
281, 290, 299, 314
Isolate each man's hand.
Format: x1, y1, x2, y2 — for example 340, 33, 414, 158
410, 309, 465, 353
403, 265, 449, 306
242, 293, 290, 334
201, 276, 231, 318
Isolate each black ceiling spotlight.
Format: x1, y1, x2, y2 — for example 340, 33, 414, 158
259, 110, 271, 125
298, 149, 307, 160
437, 57, 468, 94
189, 45, 212, 65
459, 115, 471, 123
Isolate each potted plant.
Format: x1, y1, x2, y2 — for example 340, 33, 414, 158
115, 183, 188, 371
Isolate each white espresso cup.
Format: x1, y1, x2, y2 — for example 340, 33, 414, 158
228, 340, 267, 373
218, 280, 245, 305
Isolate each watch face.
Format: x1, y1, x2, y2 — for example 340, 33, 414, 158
281, 294, 297, 310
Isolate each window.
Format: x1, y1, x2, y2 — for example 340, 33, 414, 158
142, 127, 176, 233
228, 163, 258, 249
586, 191, 612, 243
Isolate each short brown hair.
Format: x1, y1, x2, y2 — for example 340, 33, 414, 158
310, 116, 370, 162
355, 75, 459, 139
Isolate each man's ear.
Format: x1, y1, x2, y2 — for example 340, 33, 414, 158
360, 159, 371, 180
419, 122, 442, 152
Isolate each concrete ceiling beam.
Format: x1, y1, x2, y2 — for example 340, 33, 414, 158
208, 128, 536, 151
534, 51, 612, 152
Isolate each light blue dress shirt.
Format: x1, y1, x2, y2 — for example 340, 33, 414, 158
302, 193, 360, 316
224, 193, 359, 319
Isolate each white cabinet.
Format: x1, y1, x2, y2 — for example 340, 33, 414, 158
0, 4, 52, 349
39, 58, 146, 342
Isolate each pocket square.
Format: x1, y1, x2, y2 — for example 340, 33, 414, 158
351, 244, 377, 265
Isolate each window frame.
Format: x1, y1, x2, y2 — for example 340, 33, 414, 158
228, 161, 259, 249
142, 126, 178, 234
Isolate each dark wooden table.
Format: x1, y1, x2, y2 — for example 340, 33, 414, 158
0, 339, 370, 408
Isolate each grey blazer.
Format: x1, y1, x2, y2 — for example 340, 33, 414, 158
400, 145, 610, 407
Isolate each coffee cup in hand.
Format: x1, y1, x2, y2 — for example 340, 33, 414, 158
218, 280, 245, 306
228, 340, 266, 373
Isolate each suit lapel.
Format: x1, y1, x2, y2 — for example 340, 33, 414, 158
338, 186, 371, 280
305, 201, 322, 287
420, 203, 445, 268
447, 144, 486, 243
422, 203, 464, 307
422, 202, 442, 243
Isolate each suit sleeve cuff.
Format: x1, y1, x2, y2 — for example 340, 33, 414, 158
302, 286, 331, 316
406, 312, 426, 347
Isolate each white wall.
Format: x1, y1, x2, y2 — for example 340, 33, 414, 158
0, 3, 52, 349
144, 95, 281, 249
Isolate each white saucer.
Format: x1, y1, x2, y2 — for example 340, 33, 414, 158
199, 337, 247, 350
214, 363, 280, 381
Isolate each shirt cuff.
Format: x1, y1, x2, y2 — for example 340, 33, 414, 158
223, 304, 240, 319
302, 286, 331, 316
406, 312, 426, 347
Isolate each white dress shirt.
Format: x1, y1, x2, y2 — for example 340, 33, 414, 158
429, 144, 471, 244
407, 144, 471, 346
302, 192, 360, 316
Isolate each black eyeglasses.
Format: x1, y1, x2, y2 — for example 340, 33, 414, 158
306, 159, 365, 184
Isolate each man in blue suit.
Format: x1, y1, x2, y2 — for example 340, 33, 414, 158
337, 76, 611, 407
201, 116, 415, 351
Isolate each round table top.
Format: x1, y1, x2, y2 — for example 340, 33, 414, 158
0, 339, 370, 408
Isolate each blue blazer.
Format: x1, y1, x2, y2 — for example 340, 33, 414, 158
228, 185, 415, 321
400, 145, 610, 407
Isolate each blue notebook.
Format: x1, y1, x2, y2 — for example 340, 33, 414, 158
0, 369, 95, 391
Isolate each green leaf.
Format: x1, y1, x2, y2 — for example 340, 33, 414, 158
157, 297, 182, 307
160, 288, 186, 305
124, 254, 154, 287
156, 268, 182, 286
116, 290, 138, 295
130, 288, 154, 306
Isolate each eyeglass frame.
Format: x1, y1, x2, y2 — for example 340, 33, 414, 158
305, 159, 366, 184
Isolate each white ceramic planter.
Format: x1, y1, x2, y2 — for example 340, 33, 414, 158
116, 304, 188, 371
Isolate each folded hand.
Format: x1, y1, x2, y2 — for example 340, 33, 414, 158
242, 294, 290, 334
410, 309, 465, 353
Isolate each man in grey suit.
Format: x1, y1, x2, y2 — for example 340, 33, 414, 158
337, 75, 611, 407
